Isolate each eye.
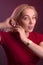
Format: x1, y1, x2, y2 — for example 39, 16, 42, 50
23, 16, 29, 20
24, 17, 27, 20
32, 16, 37, 20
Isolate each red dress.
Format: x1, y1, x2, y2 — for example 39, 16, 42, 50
0, 32, 43, 65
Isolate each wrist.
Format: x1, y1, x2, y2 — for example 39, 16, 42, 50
26, 39, 32, 46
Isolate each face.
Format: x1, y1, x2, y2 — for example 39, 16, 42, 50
19, 8, 37, 33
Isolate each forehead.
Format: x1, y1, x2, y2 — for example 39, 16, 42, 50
22, 8, 36, 17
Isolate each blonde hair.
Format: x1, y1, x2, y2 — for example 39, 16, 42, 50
10, 4, 38, 21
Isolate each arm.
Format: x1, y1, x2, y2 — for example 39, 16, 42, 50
25, 39, 43, 58
20, 31, 43, 58
14, 25, 43, 58
0, 18, 11, 28
0, 18, 13, 31
0, 22, 7, 31
0, 22, 6, 29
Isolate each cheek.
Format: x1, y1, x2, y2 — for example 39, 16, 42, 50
22, 22, 28, 28
21, 19, 29, 26
33, 20, 36, 26
20, 20, 27, 27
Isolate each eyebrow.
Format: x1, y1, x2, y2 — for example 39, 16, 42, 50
21, 14, 37, 20
21, 15, 30, 20
23, 15, 29, 17
22, 14, 36, 17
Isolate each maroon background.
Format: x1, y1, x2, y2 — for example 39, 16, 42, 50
0, 0, 43, 65
0, 0, 43, 33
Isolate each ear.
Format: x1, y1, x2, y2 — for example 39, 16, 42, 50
9, 19, 16, 27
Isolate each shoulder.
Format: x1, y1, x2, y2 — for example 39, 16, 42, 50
32, 32, 43, 40
29, 32, 43, 44
0, 32, 11, 44
0, 31, 10, 36
29, 32, 43, 38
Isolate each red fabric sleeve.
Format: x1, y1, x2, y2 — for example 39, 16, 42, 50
0, 32, 8, 45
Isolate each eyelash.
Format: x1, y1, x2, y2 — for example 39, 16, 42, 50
22, 16, 37, 20
22, 17, 29, 20
32, 17, 37, 20
24, 17, 28, 20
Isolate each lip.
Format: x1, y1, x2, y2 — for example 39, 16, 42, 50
28, 26, 33, 29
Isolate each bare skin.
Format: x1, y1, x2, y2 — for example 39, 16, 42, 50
0, 18, 16, 31
12, 8, 43, 58
0, 7, 43, 58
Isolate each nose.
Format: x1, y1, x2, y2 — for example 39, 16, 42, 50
29, 18, 33, 25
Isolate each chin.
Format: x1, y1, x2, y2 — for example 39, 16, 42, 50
25, 28, 34, 33
27, 29, 33, 33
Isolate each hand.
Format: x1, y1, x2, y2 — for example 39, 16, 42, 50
13, 25, 28, 43
4, 17, 16, 31
4, 18, 14, 28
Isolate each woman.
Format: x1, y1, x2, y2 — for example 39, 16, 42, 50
0, 4, 43, 65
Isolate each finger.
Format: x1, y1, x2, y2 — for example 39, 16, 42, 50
14, 25, 25, 32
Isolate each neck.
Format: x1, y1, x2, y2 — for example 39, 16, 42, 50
25, 31, 29, 38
